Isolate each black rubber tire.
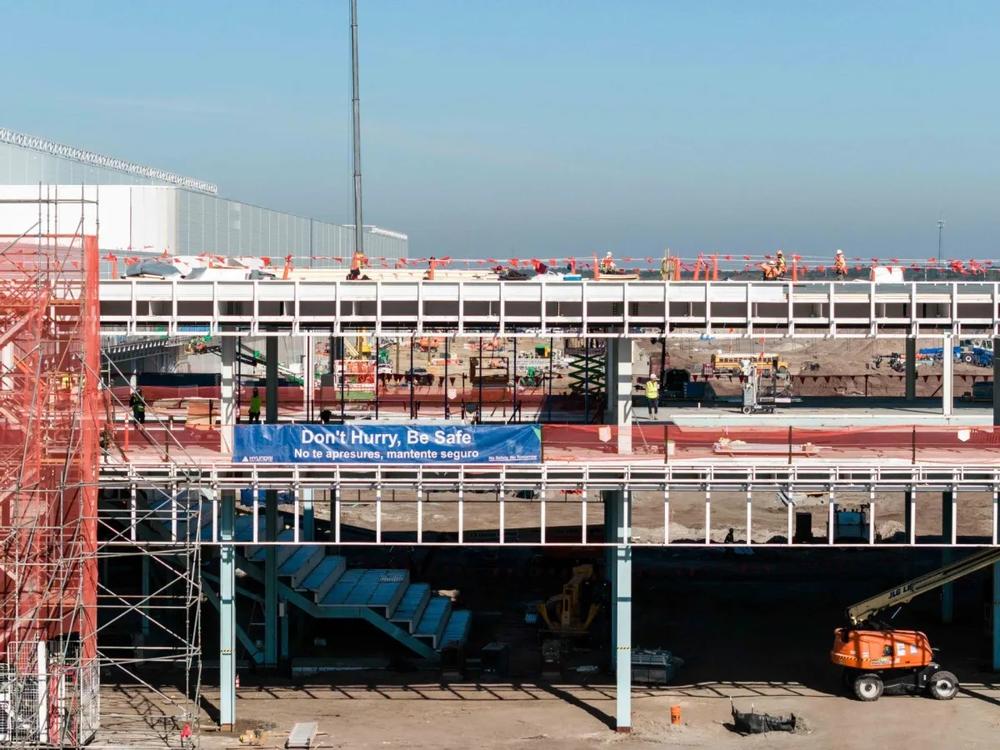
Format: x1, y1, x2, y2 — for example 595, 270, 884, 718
853, 673, 884, 702
962, 353, 974, 364
927, 670, 959, 700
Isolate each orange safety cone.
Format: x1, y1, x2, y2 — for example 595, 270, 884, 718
673, 256, 681, 281
670, 705, 682, 725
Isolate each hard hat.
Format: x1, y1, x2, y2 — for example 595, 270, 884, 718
650, 373, 658, 379
604, 251, 613, 257
836, 248, 844, 255
776, 250, 784, 256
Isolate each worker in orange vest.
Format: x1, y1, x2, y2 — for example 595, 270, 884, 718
834, 248, 848, 279
351, 249, 368, 272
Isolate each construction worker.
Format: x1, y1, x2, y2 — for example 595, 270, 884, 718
762, 250, 787, 280
645, 373, 660, 417
660, 252, 673, 281
834, 248, 848, 279
351, 248, 368, 272
600, 252, 616, 274
129, 387, 146, 425
248, 387, 262, 424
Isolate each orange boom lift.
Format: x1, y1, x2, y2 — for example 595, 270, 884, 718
831, 547, 1000, 701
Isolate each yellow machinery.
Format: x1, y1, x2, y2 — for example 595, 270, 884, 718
707, 351, 788, 376
537, 564, 601, 636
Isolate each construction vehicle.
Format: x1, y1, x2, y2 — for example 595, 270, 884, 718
704, 351, 789, 378
919, 340, 994, 368
831, 547, 1000, 701
536, 564, 601, 637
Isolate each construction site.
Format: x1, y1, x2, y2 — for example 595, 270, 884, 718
0, 177, 997, 750
1, 5, 999, 749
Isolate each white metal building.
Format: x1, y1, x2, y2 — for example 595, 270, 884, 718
0, 128, 408, 271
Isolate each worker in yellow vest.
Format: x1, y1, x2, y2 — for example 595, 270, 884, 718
645, 373, 660, 418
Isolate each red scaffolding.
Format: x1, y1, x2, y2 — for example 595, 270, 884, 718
0, 232, 100, 745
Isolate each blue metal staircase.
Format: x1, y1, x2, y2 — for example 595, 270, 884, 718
210, 511, 472, 662
127, 490, 472, 665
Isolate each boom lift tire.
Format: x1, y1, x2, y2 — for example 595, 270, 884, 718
853, 673, 884, 701
927, 671, 959, 700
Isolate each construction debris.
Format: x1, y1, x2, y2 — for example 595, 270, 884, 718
729, 700, 799, 735
285, 721, 319, 748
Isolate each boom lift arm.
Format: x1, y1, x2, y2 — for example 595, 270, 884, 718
847, 547, 1000, 625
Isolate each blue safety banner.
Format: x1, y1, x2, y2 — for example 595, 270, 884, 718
233, 424, 542, 465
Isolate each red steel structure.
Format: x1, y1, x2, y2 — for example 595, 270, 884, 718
0, 233, 100, 745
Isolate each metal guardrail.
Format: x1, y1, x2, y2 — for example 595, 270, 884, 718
99, 461, 1000, 549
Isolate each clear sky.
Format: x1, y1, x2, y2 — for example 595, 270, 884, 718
2, 1, 998, 259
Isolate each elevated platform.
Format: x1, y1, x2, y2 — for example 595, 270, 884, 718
98, 279, 1000, 338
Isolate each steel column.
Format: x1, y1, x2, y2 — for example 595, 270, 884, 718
993, 562, 1000, 671
220, 337, 235, 452
905, 337, 917, 402
941, 491, 955, 623
264, 336, 279, 665
605, 339, 633, 454
605, 489, 632, 732
993, 337, 1000, 426
942, 334, 954, 416
219, 490, 236, 729
302, 487, 315, 541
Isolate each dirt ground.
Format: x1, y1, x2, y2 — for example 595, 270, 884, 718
185, 678, 1000, 750
99, 547, 1000, 750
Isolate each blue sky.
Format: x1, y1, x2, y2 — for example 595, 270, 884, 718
2, 1, 998, 259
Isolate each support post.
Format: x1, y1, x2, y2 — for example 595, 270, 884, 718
302, 488, 315, 541
905, 488, 916, 545
993, 337, 1000, 426
604, 489, 631, 732
941, 490, 955, 624
140, 554, 150, 638
993, 562, 1000, 671
219, 490, 236, 730
605, 339, 633, 454
220, 337, 236, 453
264, 335, 279, 665
905, 337, 917, 402
942, 334, 953, 417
